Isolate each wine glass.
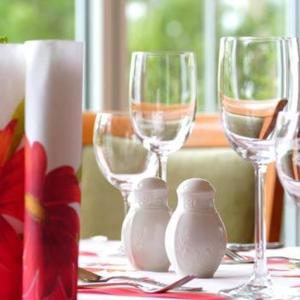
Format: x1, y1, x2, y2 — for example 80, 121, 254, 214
219, 37, 293, 298
93, 112, 157, 218
275, 112, 300, 245
129, 51, 197, 181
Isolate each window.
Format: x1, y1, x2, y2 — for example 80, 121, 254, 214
126, 0, 205, 110
126, 0, 286, 112
2, 0, 297, 114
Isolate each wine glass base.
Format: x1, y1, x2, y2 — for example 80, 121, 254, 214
220, 276, 299, 299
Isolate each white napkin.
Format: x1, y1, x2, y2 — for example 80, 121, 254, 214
25, 40, 83, 171
23, 40, 83, 300
0, 44, 24, 128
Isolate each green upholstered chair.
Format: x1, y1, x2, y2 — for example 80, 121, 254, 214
80, 113, 283, 243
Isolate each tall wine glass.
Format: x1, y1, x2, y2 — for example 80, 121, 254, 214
129, 51, 197, 181
219, 37, 292, 298
276, 112, 300, 245
93, 112, 157, 218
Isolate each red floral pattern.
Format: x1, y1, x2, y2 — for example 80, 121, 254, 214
23, 140, 80, 300
0, 120, 24, 300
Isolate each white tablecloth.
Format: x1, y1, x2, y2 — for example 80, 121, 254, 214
78, 237, 300, 299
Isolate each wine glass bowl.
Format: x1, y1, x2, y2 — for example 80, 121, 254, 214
276, 112, 300, 246
93, 112, 158, 213
222, 98, 288, 164
219, 37, 289, 165
131, 103, 195, 154
276, 137, 300, 201
129, 51, 197, 180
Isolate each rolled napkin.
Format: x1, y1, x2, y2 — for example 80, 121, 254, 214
0, 43, 25, 300
23, 41, 83, 300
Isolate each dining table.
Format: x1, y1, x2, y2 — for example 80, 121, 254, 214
78, 237, 300, 299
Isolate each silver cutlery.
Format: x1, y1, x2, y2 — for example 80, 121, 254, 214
78, 267, 101, 282
227, 242, 283, 252
225, 248, 253, 263
78, 274, 200, 294
79, 267, 178, 286
225, 248, 300, 264
78, 267, 202, 292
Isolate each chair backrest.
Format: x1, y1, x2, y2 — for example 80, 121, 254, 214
82, 112, 283, 242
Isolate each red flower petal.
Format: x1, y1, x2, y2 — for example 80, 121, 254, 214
0, 119, 24, 299
0, 216, 22, 300
43, 166, 80, 206
24, 206, 79, 297
0, 120, 17, 167
24, 140, 80, 299
25, 140, 47, 200
0, 148, 24, 220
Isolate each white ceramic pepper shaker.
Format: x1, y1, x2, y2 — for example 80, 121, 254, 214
122, 177, 171, 271
165, 178, 227, 277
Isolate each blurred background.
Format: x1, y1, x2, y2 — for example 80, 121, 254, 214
2, 0, 292, 112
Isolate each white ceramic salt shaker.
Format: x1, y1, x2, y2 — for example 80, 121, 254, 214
165, 178, 227, 277
122, 177, 171, 271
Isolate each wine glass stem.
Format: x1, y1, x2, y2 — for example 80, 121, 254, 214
296, 203, 300, 246
157, 153, 168, 181
253, 163, 269, 281
121, 190, 130, 218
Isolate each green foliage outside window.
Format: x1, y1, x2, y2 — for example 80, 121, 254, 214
127, 0, 285, 111
0, 0, 74, 42
127, 0, 204, 109
0, 0, 287, 110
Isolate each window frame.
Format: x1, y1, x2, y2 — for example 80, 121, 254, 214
76, 0, 127, 111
